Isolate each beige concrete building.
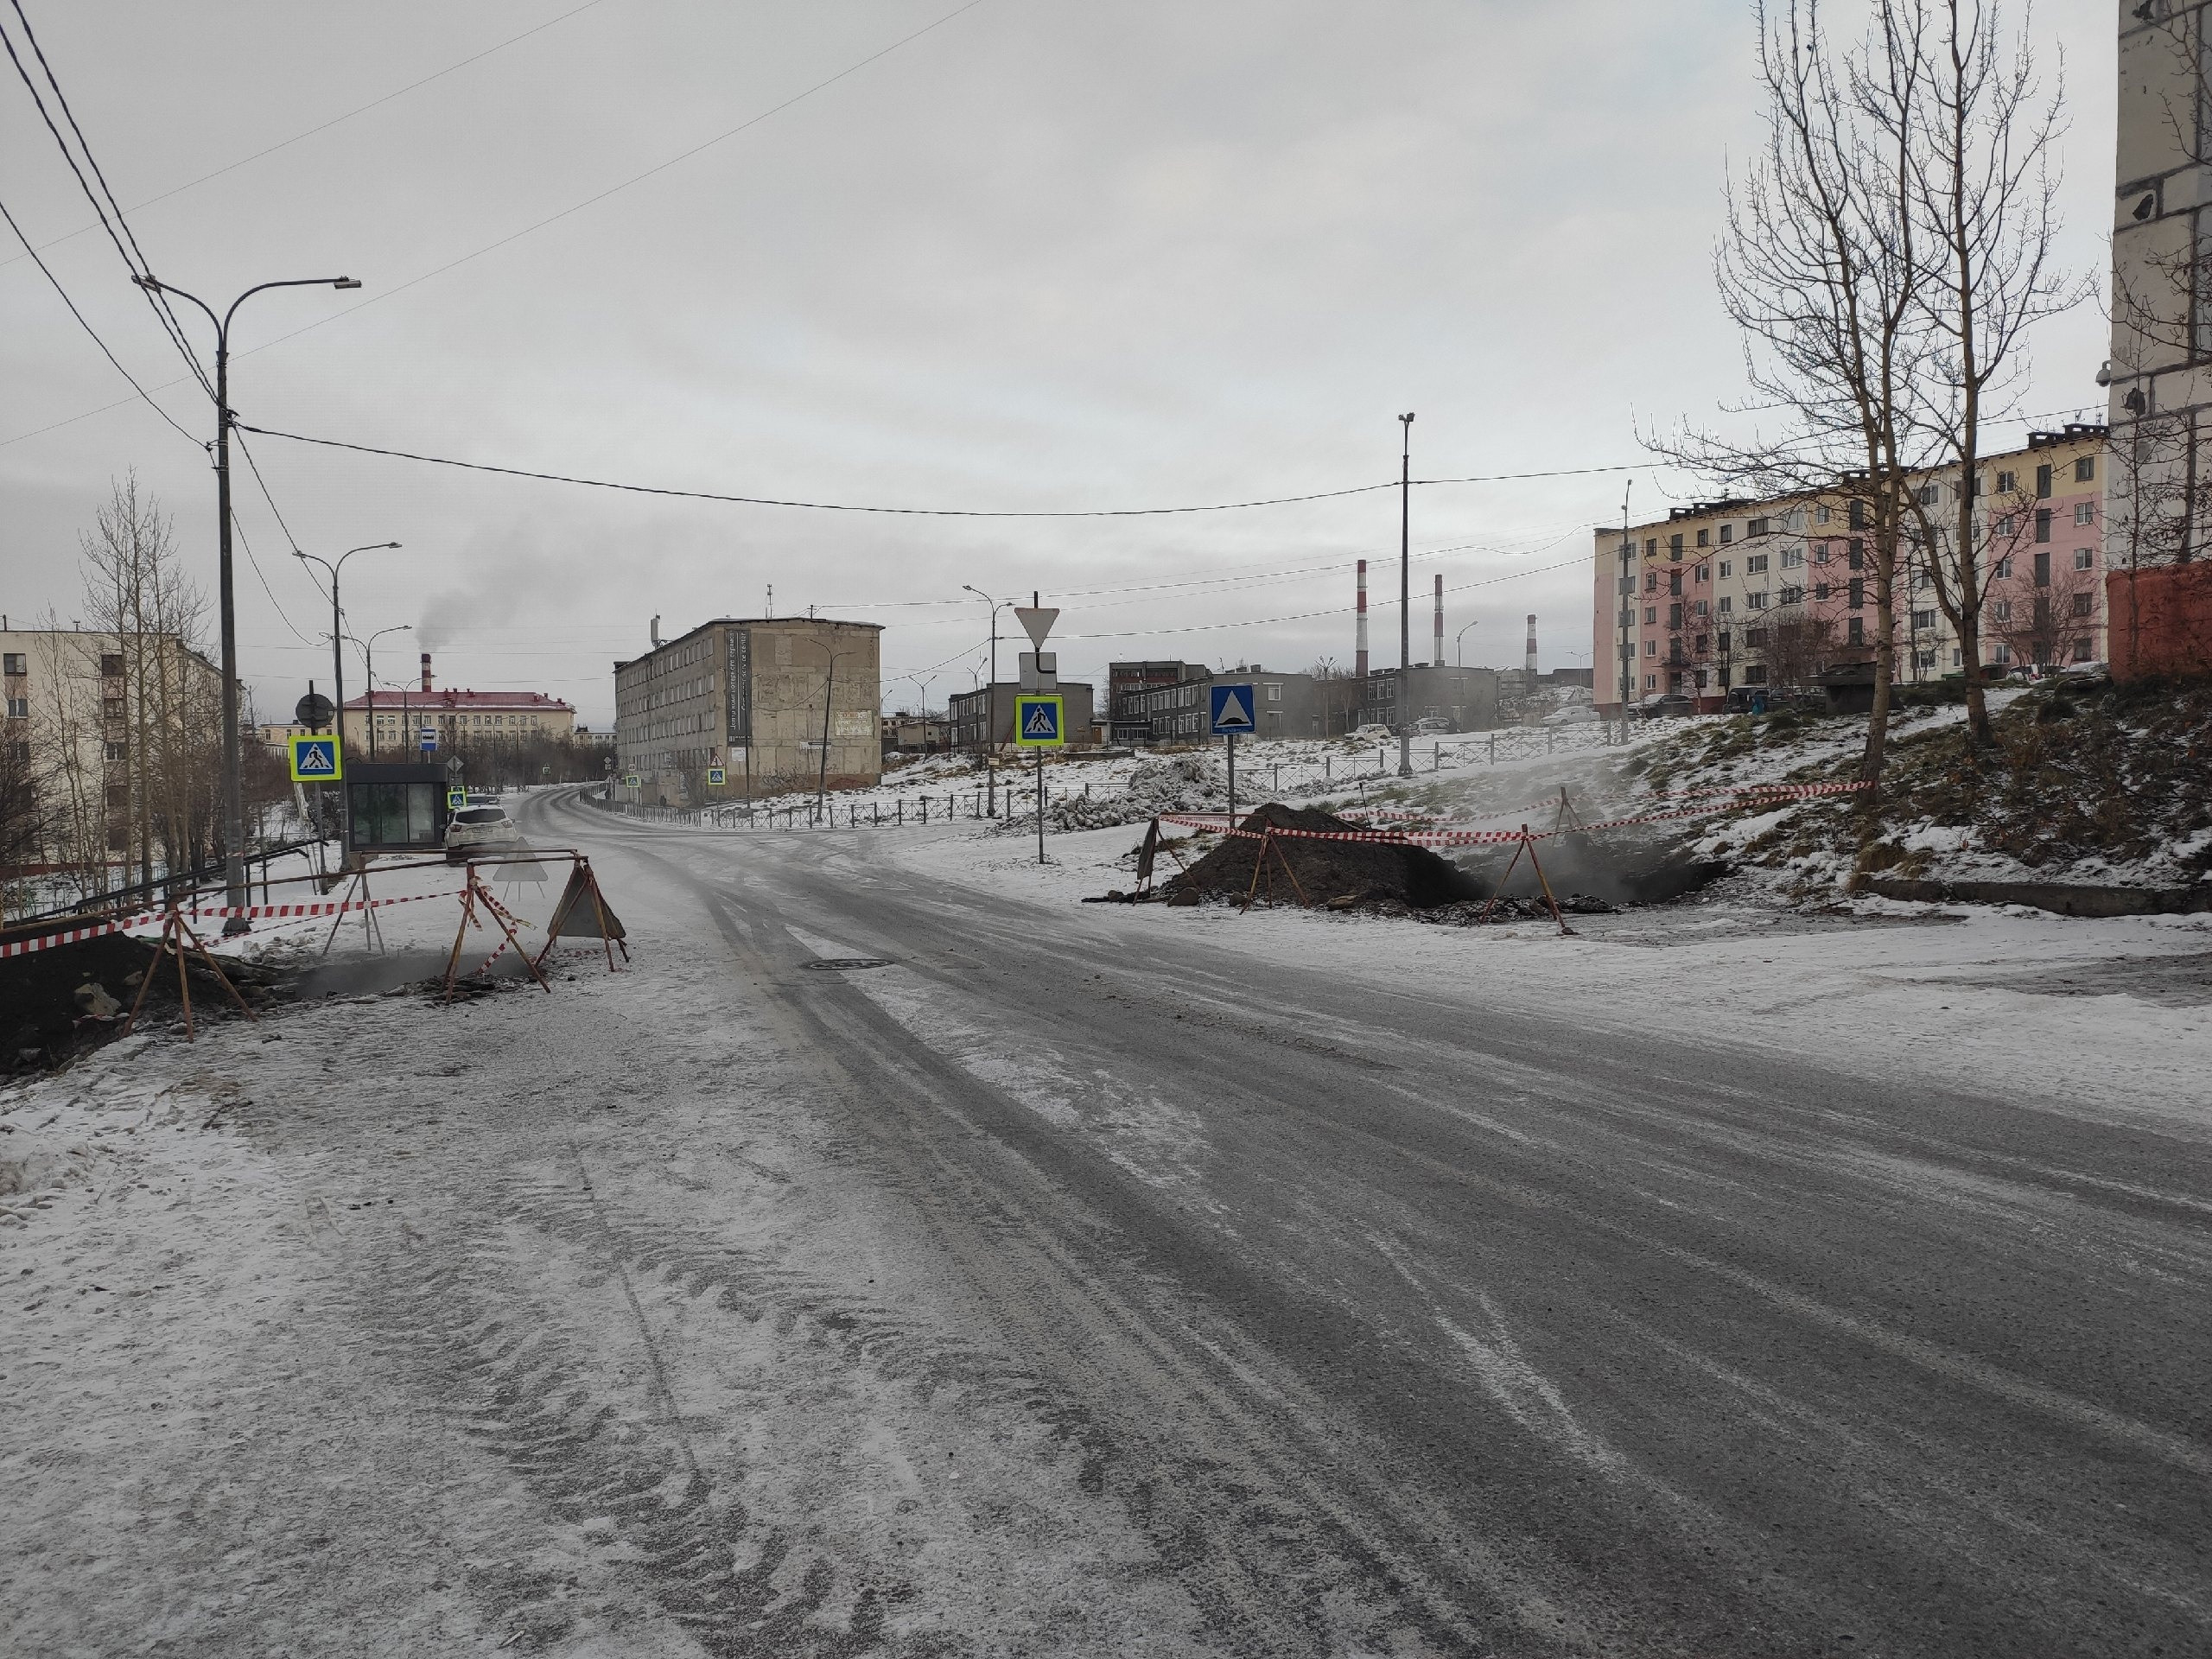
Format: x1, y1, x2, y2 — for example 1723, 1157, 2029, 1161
1592, 429, 2110, 713
2111, 3, 2212, 570
613, 617, 882, 803
3, 622, 222, 868
340, 687, 575, 759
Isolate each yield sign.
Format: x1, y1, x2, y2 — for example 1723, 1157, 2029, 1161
1014, 607, 1059, 650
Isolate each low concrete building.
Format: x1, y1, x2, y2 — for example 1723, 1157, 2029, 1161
1109, 663, 1334, 744
614, 616, 882, 803
948, 682, 1096, 750
1359, 664, 1500, 732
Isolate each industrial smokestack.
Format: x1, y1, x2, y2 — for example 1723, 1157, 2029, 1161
1355, 559, 1369, 682
651, 614, 662, 648
1433, 574, 1444, 669
420, 652, 432, 693
1524, 614, 1539, 682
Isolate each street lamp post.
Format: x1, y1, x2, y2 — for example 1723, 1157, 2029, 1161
962, 585, 1010, 814
813, 647, 858, 817
296, 542, 401, 856
1456, 621, 1478, 668
136, 271, 361, 931
1397, 413, 1415, 779
353, 623, 413, 760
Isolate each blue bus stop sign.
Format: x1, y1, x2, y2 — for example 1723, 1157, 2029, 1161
1210, 683, 1255, 735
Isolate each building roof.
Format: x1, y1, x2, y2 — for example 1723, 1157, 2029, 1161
344, 689, 573, 711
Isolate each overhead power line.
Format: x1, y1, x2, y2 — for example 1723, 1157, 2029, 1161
2, 1, 213, 397
0, 1, 607, 273
237, 422, 1651, 516
0, 189, 200, 446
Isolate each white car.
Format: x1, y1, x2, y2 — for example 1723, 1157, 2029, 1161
444, 803, 524, 860
1346, 724, 1395, 741
1542, 705, 1599, 725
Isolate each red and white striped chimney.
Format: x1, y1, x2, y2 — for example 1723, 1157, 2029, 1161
1433, 575, 1444, 668
1355, 559, 1369, 681
1523, 615, 1538, 681
421, 652, 433, 693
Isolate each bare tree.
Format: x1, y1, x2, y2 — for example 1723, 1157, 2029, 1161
1886, 0, 2085, 744
1649, 0, 1938, 793
0, 725, 50, 919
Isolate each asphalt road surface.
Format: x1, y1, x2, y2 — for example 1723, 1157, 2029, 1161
492, 789, 2210, 1658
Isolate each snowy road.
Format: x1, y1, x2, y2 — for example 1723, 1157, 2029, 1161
7, 785, 2210, 1657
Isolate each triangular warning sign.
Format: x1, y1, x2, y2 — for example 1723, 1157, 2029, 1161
1024, 703, 1058, 736
1214, 688, 1253, 730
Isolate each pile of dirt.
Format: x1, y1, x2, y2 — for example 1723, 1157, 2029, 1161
1161, 801, 1483, 909
1, 929, 283, 1071
1454, 828, 1732, 907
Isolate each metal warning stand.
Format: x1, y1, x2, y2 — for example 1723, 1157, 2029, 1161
535, 857, 628, 976
1476, 824, 1575, 936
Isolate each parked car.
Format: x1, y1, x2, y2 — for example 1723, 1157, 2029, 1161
1542, 704, 1599, 725
1412, 716, 1452, 734
1345, 723, 1395, 741
1638, 693, 1698, 719
444, 803, 524, 860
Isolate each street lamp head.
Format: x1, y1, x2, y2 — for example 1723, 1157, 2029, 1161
384, 541, 401, 548
1400, 411, 1415, 424
333, 277, 362, 289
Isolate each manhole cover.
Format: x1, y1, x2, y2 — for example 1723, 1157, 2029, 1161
804, 958, 891, 972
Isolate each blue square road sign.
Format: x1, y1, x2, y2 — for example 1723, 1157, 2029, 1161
1209, 683, 1256, 735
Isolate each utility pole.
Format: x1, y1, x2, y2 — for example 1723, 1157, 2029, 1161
963, 584, 1007, 815
137, 271, 360, 930
356, 623, 411, 760
1397, 412, 1415, 778
296, 542, 399, 857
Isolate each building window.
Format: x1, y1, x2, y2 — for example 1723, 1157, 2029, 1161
1917, 484, 1940, 505
2073, 547, 2094, 570
1644, 640, 1657, 657
1718, 595, 1733, 614
2034, 508, 2052, 543
1815, 582, 1831, 602
1781, 585, 1804, 606
1847, 616, 1866, 645
1742, 664, 1768, 684
1992, 642, 2012, 665
1953, 648, 1963, 666
1816, 504, 1832, 524
1669, 602, 1683, 628
1644, 606, 1658, 625
1719, 524, 1733, 544
2033, 550, 2050, 586
1848, 577, 1864, 609
1991, 598, 2012, 621
1993, 556, 2012, 579
2070, 591, 2094, 617
1719, 560, 1733, 578
2038, 463, 2056, 498
1782, 546, 1805, 569
1745, 553, 1770, 574
2075, 454, 2095, 482
99, 653, 124, 677
1643, 674, 1656, 690
2073, 637, 2094, 660
1747, 590, 1770, 610
1748, 517, 1771, 537
1696, 527, 1711, 547
1694, 599, 1709, 617
1669, 570, 1683, 595
1996, 470, 2017, 494
105, 741, 127, 760
4, 696, 27, 719
1644, 537, 1658, 557
1645, 572, 1659, 593
2074, 500, 2095, 526
1694, 563, 1709, 583
1911, 609, 1937, 631
2, 652, 24, 677
1745, 628, 1770, 648
1848, 538, 1865, 569
1669, 533, 1684, 559
1694, 633, 1709, 653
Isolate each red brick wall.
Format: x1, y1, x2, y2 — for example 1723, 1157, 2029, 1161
2107, 563, 2212, 681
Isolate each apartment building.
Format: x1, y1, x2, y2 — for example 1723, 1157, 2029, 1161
1592, 427, 2109, 713
1107, 662, 1333, 744
613, 616, 882, 802
2, 622, 223, 867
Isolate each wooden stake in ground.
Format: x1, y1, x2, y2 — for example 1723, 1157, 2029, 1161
1476, 826, 1575, 937
121, 905, 259, 1040
444, 866, 552, 1000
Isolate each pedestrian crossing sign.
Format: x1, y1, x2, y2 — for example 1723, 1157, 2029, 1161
1014, 693, 1065, 748
447, 788, 467, 810
707, 766, 727, 787
288, 734, 342, 782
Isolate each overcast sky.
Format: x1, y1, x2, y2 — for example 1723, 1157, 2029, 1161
0, 0, 2117, 726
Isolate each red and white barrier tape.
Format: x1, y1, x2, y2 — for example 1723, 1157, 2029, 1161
0, 889, 463, 959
